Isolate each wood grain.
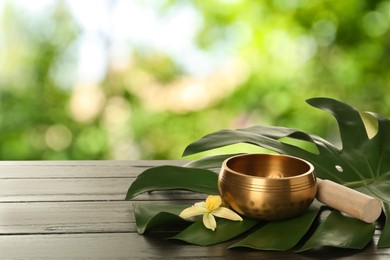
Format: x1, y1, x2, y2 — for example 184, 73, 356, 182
0, 233, 380, 259
0, 200, 200, 234
0, 160, 186, 178
0, 160, 389, 259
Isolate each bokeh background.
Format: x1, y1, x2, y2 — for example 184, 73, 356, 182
0, 0, 389, 160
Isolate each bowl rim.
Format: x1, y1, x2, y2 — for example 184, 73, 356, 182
221, 153, 315, 180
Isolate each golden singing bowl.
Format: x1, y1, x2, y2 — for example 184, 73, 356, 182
218, 154, 317, 221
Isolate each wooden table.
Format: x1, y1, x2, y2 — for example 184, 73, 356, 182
1, 161, 389, 259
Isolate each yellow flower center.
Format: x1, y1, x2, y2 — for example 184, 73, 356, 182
205, 195, 222, 212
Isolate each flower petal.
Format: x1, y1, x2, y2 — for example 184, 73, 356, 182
212, 207, 243, 221
179, 206, 206, 219
194, 201, 206, 208
203, 213, 217, 231
205, 195, 222, 211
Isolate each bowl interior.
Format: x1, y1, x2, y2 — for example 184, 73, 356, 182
226, 154, 312, 179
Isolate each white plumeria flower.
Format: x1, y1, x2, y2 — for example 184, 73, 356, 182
179, 195, 243, 231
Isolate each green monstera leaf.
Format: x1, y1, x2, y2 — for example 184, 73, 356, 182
126, 97, 390, 251
183, 97, 390, 248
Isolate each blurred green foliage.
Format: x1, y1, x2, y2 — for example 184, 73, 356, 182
0, 0, 389, 160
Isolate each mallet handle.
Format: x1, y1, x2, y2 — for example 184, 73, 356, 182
316, 179, 382, 223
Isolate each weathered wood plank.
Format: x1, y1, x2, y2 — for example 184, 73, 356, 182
0, 177, 207, 202
0, 160, 186, 167
0, 178, 132, 201
0, 201, 134, 234
0, 201, 198, 234
0, 200, 383, 236
0, 160, 187, 178
0, 233, 240, 259
0, 232, 385, 259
